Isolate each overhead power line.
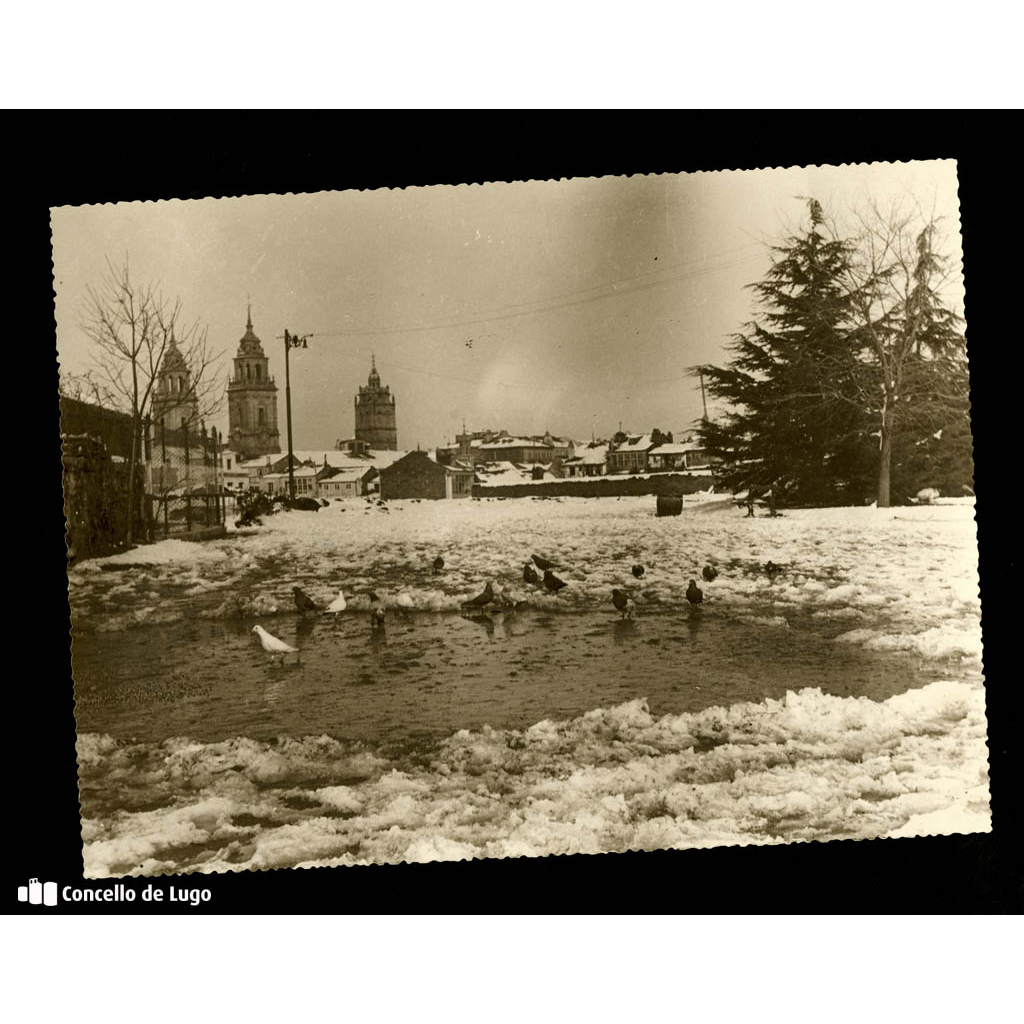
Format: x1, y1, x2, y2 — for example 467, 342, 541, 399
311, 244, 765, 339
303, 345, 701, 397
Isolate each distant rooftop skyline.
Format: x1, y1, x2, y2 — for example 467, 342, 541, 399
52, 162, 963, 451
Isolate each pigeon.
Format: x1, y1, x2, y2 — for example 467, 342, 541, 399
293, 586, 321, 613
463, 582, 495, 608
611, 588, 635, 618
532, 554, 557, 572
686, 580, 704, 604
496, 586, 521, 612
432, 556, 445, 574
523, 563, 541, 586
632, 564, 645, 579
397, 592, 415, 611
366, 590, 386, 628
543, 570, 568, 593
326, 589, 347, 613
252, 625, 298, 663
702, 565, 719, 582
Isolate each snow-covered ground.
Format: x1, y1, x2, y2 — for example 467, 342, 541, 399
71, 495, 983, 661
70, 496, 988, 876
77, 679, 988, 876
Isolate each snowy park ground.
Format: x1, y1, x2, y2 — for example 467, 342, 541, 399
69, 494, 988, 877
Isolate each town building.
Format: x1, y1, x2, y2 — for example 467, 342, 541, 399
379, 450, 473, 500
354, 356, 398, 450
261, 464, 320, 497
563, 443, 609, 477
318, 465, 376, 499
473, 461, 559, 487
537, 432, 575, 461
648, 439, 715, 472
606, 434, 655, 474
226, 308, 281, 460
217, 449, 252, 492
437, 428, 574, 469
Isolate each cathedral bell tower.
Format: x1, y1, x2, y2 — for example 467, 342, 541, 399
354, 355, 398, 450
226, 306, 281, 459
151, 334, 200, 432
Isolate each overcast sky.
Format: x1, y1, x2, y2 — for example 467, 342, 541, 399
52, 161, 963, 450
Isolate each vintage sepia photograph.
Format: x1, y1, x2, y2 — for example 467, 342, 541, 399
53, 160, 987, 881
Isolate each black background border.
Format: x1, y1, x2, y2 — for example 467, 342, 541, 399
10, 110, 1020, 914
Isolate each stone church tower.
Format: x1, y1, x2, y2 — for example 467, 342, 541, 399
354, 355, 397, 450
226, 308, 281, 459
151, 335, 199, 432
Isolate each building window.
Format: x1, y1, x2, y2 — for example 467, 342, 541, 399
255, 365, 261, 382
258, 407, 265, 425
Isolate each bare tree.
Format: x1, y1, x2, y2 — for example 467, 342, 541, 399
77, 257, 223, 544
832, 201, 965, 507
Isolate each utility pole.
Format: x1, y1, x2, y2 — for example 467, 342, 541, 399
281, 328, 312, 501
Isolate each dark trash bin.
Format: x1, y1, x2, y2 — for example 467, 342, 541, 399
656, 495, 683, 517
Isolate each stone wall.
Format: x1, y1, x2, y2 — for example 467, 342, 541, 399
62, 434, 146, 564
474, 473, 712, 500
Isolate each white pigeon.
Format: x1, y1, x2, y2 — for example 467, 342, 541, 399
396, 592, 415, 611
252, 624, 298, 661
326, 589, 347, 613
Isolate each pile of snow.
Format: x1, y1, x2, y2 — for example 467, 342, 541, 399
77, 678, 990, 878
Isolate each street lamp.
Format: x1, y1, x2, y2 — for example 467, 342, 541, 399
282, 328, 312, 501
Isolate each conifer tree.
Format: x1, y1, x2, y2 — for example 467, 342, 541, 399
695, 200, 872, 504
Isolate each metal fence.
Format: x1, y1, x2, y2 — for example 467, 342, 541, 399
145, 419, 228, 539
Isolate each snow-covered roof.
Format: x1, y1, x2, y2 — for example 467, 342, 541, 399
264, 465, 318, 480
649, 442, 701, 455
610, 434, 653, 453
479, 437, 553, 451
320, 468, 372, 483
474, 460, 559, 486
473, 460, 530, 482
565, 444, 608, 465
291, 448, 412, 471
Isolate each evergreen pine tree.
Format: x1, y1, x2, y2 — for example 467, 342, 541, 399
695, 200, 873, 505
889, 339, 972, 498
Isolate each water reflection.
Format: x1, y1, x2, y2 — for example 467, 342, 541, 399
463, 612, 500, 639
262, 676, 286, 708
295, 615, 318, 641
367, 627, 389, 655
612, 619, 637, 646
72, 607, 973, 748
685, 606, 704, 642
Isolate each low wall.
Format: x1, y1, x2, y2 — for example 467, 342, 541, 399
62, 434, 146, 563
474, 473, 714, 500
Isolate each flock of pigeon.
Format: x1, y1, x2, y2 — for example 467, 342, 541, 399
251, 551, 784, 663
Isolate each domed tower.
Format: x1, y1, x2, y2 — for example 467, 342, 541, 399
354, 355, 397, 450
151, 334, 199, 432
226, 307, 281, 459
